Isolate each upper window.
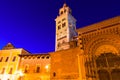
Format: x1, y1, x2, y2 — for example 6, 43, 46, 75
46, 56, 50, 59
0, 57, 3, 62
61, 11, 63, 15
12, 56, 16, 62
5, 57, 9, 62
58, 25, 61, 30
62, 18, 66, 21
41, 56, 45, 59
62, 22, 66, 28
37, 56, 40, 59
64, 9, 66, 13
58, 21, 61, 24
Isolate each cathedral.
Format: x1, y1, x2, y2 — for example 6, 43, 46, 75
0, 3, 120, 80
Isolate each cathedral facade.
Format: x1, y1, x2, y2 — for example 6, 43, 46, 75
0, 3, 120, 80
51, 4, 120, 80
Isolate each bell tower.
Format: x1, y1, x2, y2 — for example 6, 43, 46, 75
55, 3, 77, 51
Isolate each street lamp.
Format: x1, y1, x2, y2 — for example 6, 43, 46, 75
15, 70, 24, 80
45, 65, 49, 69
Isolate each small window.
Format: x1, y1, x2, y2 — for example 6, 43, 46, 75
61, 11, 63, 15
57, 43, 60, 47
12, 56, 16, 62
33, 56, 36, 59
9, 68, 13, 74
62, 18, 66, 21
5, 57, 9, 62
46, 56, 49, 59
36, 66, 40, 73
58, 21, 61, 24
53, 72, 56, 77
58, 25, 61, 30
24, 65, 29, 73
24, 56, 27, 59
0, 57, 3, 62
37, 56, 40, 59
28, 57, 31, 59
41, 56, 45, 59
1, 68, 5, 74
80, 47, 84, 50
64, 9, 66, 13
62, 22, 66, 28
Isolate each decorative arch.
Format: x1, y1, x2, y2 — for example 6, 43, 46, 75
84, 34, 120, 80
84, 34, 120, 55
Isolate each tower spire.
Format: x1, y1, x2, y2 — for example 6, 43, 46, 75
55, 3, 77, 51
63, 3, 67, 7
63, 0, 67, 7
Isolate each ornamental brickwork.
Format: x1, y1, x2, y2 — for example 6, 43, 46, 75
77, 16, 120, 80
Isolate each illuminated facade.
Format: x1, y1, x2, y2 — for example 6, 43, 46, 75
51, 16, 120, 80
77, 16, 120, 80
0, 43, 29, 80
18, 54, 50, 80
0, 43, 50, 80
0, 3, 120, 80
55, 3, 77, 51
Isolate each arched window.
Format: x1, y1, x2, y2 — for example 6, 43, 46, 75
5, 57, 9, 62
9, 68, 13, 74
57, 42, 60, 47
1, 68, 5, 74
12, 56, 16, 62
53, 72, 56, 77
24, 65, 29, 73
61, 11, 63, 15
36, 65, 40, 73
64, 9, 66, 13
46, 56, 50, 59
0, 57, 3, 62
62, 22, 66, 28
58, 25, 61, 30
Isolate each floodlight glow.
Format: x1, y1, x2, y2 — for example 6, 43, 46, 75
45, 65, 49, 69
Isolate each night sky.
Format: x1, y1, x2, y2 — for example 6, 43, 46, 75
0, 0, 120, 53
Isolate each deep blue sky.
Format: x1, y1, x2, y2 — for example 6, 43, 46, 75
0, 0, 120, 53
